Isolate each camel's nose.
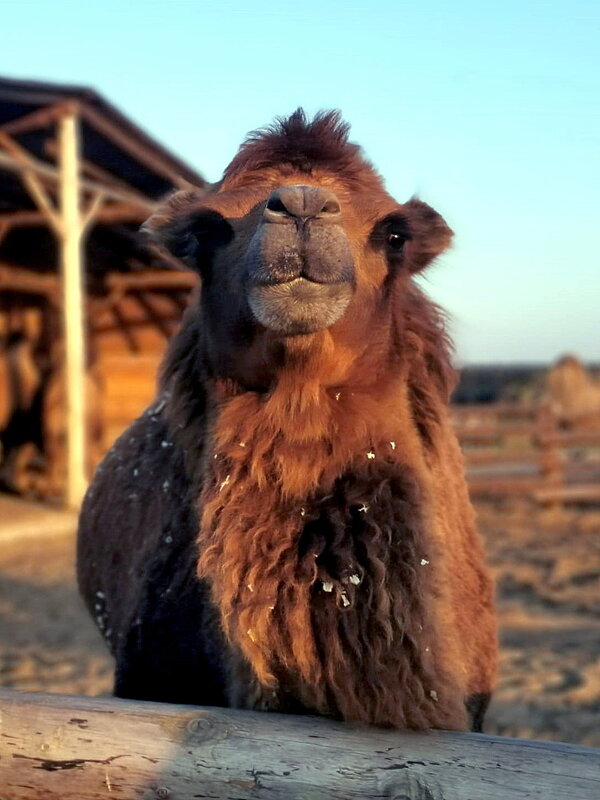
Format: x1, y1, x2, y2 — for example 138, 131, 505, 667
264, 185, 342, 222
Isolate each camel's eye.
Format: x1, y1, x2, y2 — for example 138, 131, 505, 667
387, 232, 406, 251
369, 214, 411, 264
190, 211, 234, 250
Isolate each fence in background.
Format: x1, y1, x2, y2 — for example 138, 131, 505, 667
453, 402, 600, 506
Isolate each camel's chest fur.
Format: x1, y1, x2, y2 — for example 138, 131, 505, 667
196, 387, 467, 728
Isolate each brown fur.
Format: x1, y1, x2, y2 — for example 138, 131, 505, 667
79, 110, 497, 730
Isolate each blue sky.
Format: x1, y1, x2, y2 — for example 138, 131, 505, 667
3, 0, 599, 363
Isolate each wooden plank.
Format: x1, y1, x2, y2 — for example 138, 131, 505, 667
455, 423, 535, 440
538, 431, 600, 448
1, 689, 599, 800
467, 477, 545, 496
452, 402, 538, 420
534, 483, 600, 504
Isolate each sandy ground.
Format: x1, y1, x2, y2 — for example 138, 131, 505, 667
0, 496, 599, 746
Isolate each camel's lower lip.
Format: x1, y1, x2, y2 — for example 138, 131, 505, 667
247, 277, 354, 335
252, 275, 346, 293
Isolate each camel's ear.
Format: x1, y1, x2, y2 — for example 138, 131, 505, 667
141, 189, 232, 270
402, 198, 453, 273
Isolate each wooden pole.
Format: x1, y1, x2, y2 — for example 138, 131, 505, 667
1, 689, 599, 800
58, 107, 87, 509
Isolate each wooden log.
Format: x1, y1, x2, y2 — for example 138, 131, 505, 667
1, 690, 599, 800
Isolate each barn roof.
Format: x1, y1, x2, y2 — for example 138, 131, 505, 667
0, 75, 206, 281
0, 75, 206, 200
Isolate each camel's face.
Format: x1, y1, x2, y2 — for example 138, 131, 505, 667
145, 112, 453, 384
152, 175, 416, 334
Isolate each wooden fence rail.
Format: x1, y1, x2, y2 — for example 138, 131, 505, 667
1, 689, 600, 799
452, 403, 600, 505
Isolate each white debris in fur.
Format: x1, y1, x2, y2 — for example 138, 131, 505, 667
420, 558, 430, 566
96, 591, 105, 599
340, 592, 351, 607
164, 535, 173, 544
366, 451, 375, 459
390, 441, 396, 450
161, 440, 173, 448
153, 398, 166, 414
348, 574, 361, 585
247, 629, 257, 642
247, 583, 254, 592
335, 392, 341, 401
300, 508, 306, 516
322, 581, 334, 593
162, 480, 170, 492
430, 689, 438, 702
219, 474, 231, 492
239, 442, 246, 448
358, 504, 369, 513
213, 453, 219, 459
133, 468, 139, 477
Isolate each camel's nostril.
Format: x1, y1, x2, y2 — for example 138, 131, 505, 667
320, 198, 341, 215
266, 196, 288, 214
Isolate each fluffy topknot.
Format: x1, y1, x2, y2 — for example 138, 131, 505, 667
223, 108, 379, 187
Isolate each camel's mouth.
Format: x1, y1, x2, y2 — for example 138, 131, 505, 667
248, 276, 354, 335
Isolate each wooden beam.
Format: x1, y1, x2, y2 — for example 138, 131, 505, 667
2, 689, 599, 800
79, 103, 190, 189
105, 270, 197, 293
0, 149, 157, 213
0, 102, 68, 136
110, 301, 140, 353
44, 138, 155, 203
0, 264, 60, 299
58, 108, 87, 509
135, 291, 178, 339
0, 203, 148, 229
81, 190, 105, 233
0, 131, 62, 233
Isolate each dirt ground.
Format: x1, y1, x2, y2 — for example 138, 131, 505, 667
0, 496, 599, 746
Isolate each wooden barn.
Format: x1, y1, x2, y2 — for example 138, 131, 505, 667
0, 76, 204, 506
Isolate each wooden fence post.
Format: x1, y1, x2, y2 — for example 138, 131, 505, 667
536, 404, 563, 511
